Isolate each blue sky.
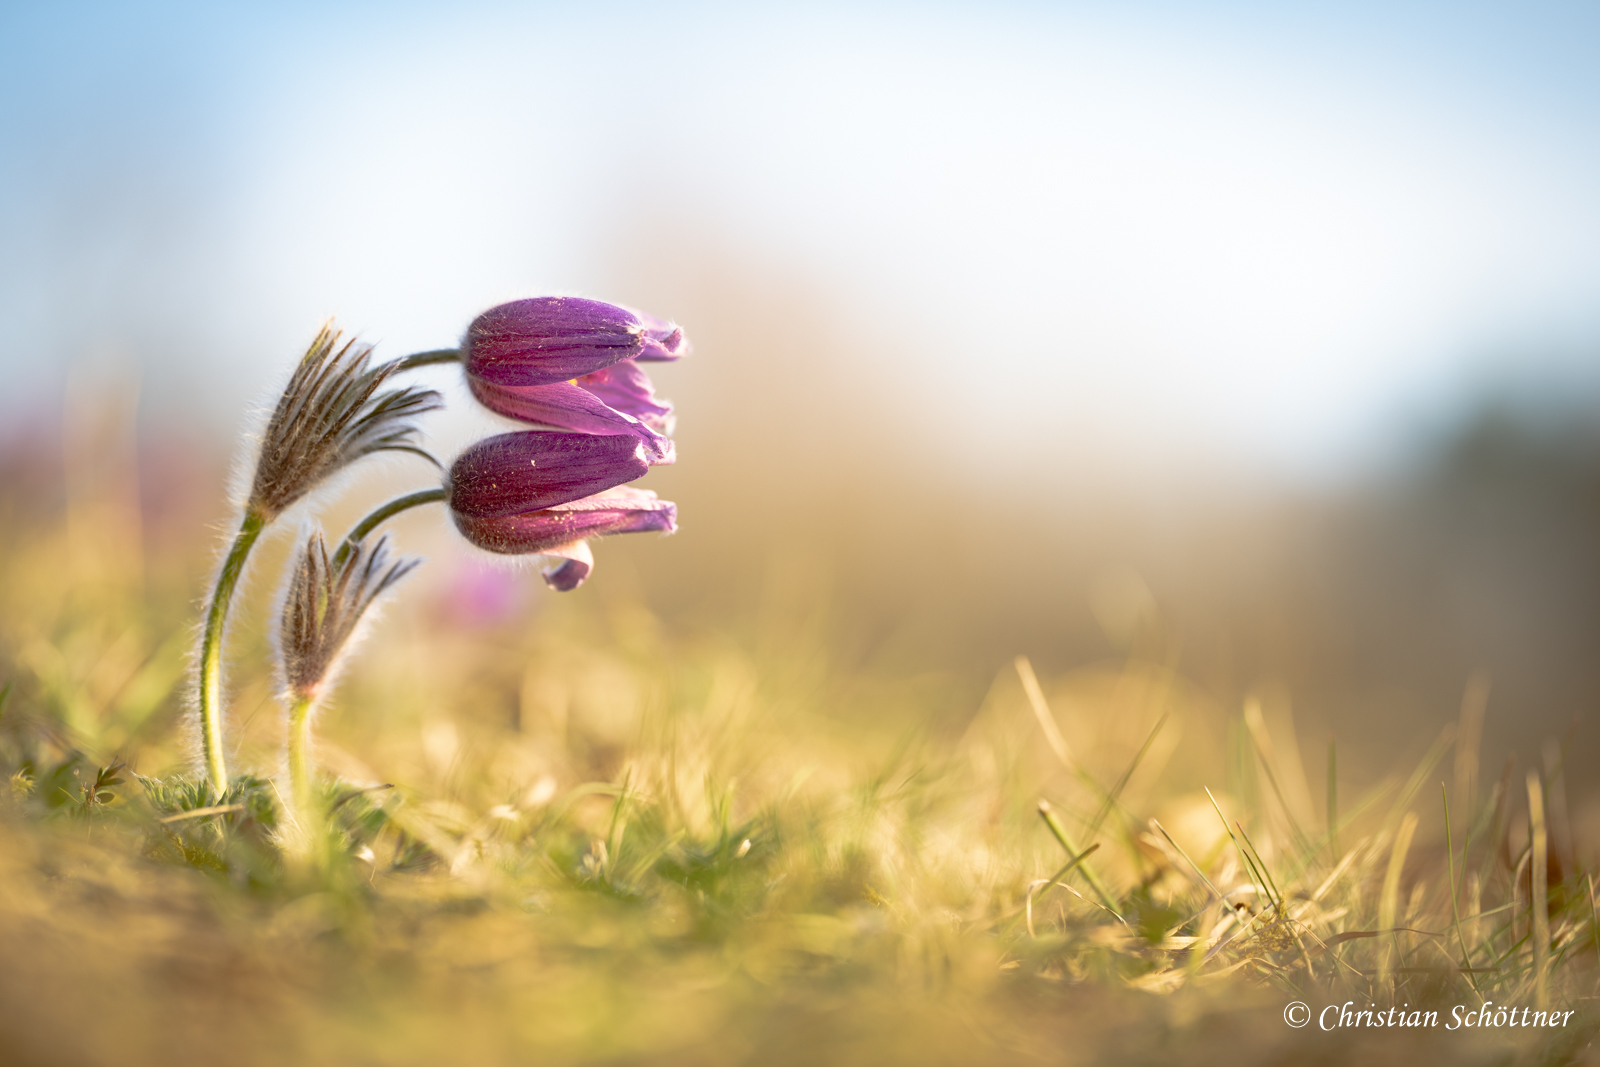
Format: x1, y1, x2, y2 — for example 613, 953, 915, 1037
4, 1, 1599, 479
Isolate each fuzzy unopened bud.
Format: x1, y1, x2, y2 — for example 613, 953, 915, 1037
249, 325, 443, 521
280, 530, 418, 702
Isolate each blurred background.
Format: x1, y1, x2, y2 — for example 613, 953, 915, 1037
3, 2, 1599, 837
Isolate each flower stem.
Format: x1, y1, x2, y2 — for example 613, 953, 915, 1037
197, 509, 266, 793
287, 695, 315, 830
332, 487, 449, 568
395, 348, 460, 371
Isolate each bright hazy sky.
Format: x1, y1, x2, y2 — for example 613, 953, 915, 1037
3, 1, 1599, 479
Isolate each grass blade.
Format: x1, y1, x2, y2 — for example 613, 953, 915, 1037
1453, 672, 1490, 820
1377, 811, 1419, 989
1242, 700, 1309, 853
1232, 819, 1283, 913
1151, 817, 1223, 903
1588, 874, 1599, 972
1383, 725, 1455, 836
1442, 782, 1483, 1001
1037, 800, 1121, 918
1015, 655, 1073, 770
1327, 734, 1339, 865
1027, 842, 1104, 932
1085, 711, 1168, 842
1203, 787, 1277, 911
1527, 771, 1549, 1010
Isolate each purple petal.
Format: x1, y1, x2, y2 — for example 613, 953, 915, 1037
448, 431, 650, 520
468, 377, 674, 463
574, 361, 675, 432
536, 541, 593, 591
622, 306, 689, 362
452, 486, 677, 556
464, 297, 646, 387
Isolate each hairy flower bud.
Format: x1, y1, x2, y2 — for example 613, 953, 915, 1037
279, 531, 418, 703
249, 325, 442, 521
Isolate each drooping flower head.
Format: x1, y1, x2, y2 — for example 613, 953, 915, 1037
447, 429, 676, 591
461, 297, 685, 463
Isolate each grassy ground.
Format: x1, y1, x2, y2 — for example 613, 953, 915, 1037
2, 432, 1598, 1066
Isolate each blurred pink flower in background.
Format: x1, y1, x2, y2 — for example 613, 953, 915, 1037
440, 555, 529, 625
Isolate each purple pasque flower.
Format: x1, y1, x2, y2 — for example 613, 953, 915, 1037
462, 297, 685, 463
467, 364, 676, 463
575, 359, 675, 433
447, 430, 676, 591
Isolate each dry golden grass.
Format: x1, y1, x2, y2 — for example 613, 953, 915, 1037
1, 393, 1598, 1066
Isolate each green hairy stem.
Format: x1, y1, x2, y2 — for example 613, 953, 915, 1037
395, 348, 461, 371
287, 695, 315, 830
332, 488, 449, 569
197, 509, 266, 793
